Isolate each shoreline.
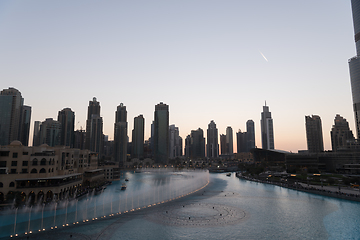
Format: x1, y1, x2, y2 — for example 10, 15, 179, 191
235, 173, 360, 203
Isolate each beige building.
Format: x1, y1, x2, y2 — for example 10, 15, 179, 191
0, 141, 101, 205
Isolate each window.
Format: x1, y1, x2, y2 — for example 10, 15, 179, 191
23, 152, 28, 155
39, 168, 46, 173
10, 169, 16, 174
11, 161, 17, 166
0, 161, 6, 167
40, 158, 46, 166
22, 161, 28, 166
21, 169, 28, 174
0, 151, 9, 157
9, 182, 15, 187
31, 168, 37, 173
0, 182, 3, 187
32, 159, 38, 166
0, 169, 5, 174
12, 152, 18, 158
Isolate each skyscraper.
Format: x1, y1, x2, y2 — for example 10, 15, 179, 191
85, 97, 103, 155
39, 118, 61, 147
169, 124, 182, 159
0, 87, 31, 146
32, 121, 41, 146
206, 120, 219, 158
185, 128, 205, 159
246, 120, 255, 151
261, 103, 274, 150
349, 0, 360, 138
132, 114, 144, 159
114, 103, 127, 167
220, 134, 227, 155
153, 102, 169, 164
330, 114, 355, 151
236, 130, 247, 153
226, 126, 233, 155
305, 115, 324, 153
58, 108, 75, 147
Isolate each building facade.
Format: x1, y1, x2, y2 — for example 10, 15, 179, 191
153, 102, 169, 164
206, 120, 219, 159
132, 114, 144, 159
305, 115, 324, 153
39, 118, 62, 147
246, 119, 255, 151
169, 124, 182, 159
236, 130, 247, 153
58, 108, 75, 147
261, 103, 274, 150
85, 98, 103, 156
226, 126, 233, 155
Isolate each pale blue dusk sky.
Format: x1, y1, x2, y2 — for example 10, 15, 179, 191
0, 1, 355, 152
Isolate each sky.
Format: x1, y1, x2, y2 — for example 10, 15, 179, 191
0, 0, 356, 153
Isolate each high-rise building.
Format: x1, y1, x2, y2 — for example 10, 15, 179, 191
305, 115, 324, 153
0, 87, 31, 146
85, 97, 103, 155
220, 134, 227, 155
246, 120, 255, 151
184, 135, 191, 158
39, 118, 61, 147
58, 108, 75, 147
169, 124, 182, 159
330, 114, 355, 151
226, 126, 233, 155
236, 130, 247, 153
206, 120, 219, 158
153, 102, 169, 164
32, 121, 41, 146
349, 0, 360, 138
74, 129, 86, 150
261, 103, 274, 150
114, 103, 127, 167
132, 115, 144, 159
186, 128, 205, 159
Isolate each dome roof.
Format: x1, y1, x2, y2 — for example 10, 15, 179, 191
9, 140, 22, 146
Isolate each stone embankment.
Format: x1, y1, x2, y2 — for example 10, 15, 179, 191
236, 172, 360, 202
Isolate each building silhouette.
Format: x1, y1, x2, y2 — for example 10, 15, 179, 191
58, 108, 75, 147
39, 118, 61, 147
132, 114, 144, 159
305, 115, 324, 153
169, 124, 182, 159
330, 114, 355, 151
85, 97, 103, 156
0, 87, 31, 146
185, 128, 205, 159
349, 0, 360, 138
236, 130, 247, 153
153, 102, 169, 164
114, 103, 127, 167
220, 134, 227, 155
226, 126, 233, 155
261, 103, 274, 150
32, 121, 41, 146
206, 120, 219, 158
246, 120, 255, 151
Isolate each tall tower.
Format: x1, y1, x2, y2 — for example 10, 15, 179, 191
153, 102, 169, 164
206, 120, 219, 158
236, 130, 247, 153
246, 120, 255, 151
39, 118, 61, 147
0, 87, 31, 146
169, 124, 182, 159
261, 103, 274, 150
85, 97, 103, 155
305, 115, 324, 153
330, 114, 355, 151
226, 126, 233, 155
32, 121, 41, 146
132, 114, 144, 159
58, 108, 75, 147
349, 0, 360, 138
220, 134, 227, 155
114, 103, 127, 167
189, 128, 205, 159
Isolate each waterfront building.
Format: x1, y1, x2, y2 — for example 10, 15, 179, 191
206, 120, 219, 159
330, 114, 355, 152
349, 0, 360, 138
85, 97, 103, 156
169, 124, 182, 159
261, 103, 274, 150
114, 103, 127, 168
0, 87, 31, 146
58, 108, 75, 147
132, 115, 144, 159
226, 126, 233, 155
39, 118, 61, 147
236, 130, 247, 153
246, 120, 255, 151
220, 134, 227, 155
153, 102, 169, 164
305, 115, 324, 153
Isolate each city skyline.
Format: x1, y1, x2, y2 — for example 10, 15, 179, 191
0, 1, 356, 152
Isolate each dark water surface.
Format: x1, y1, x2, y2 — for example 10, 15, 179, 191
1, 171, 360, 239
